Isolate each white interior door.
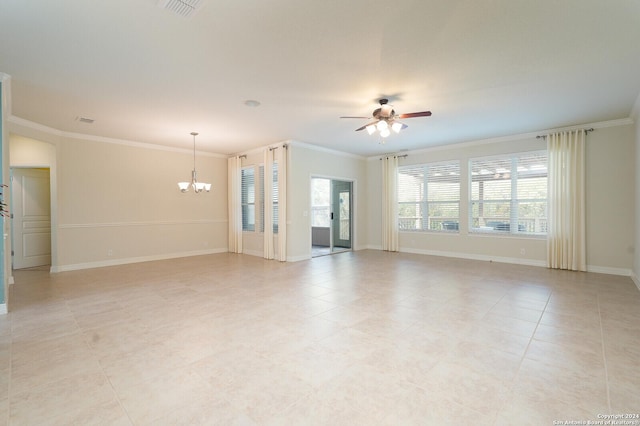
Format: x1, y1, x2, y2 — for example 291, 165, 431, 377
11, 168, 51, 269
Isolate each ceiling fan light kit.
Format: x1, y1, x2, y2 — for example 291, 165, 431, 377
342, 98, 432, 140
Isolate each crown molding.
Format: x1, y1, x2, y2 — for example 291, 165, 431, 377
367, 117, 635, 160
288, 140, 365, 160
7, 115, 227, 158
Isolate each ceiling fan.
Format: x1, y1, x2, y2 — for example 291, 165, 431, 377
341, 98, 432, 138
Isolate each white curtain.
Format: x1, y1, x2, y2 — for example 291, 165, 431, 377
382, 155, 399, 252
227, 156, 243, 253
547, 129, 586, 271
276, 145, 288, 261
263, 148, 275, 259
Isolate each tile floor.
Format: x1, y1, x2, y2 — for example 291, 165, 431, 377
1, 251, 639, 425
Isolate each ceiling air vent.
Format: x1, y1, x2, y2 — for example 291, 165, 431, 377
157, 0, 204, 19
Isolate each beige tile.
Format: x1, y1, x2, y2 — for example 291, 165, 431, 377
82, 320, 152, 356
9, 372, 126, 426
10, 334, 101, 395
514, 358, 609, 413
0, 398, 7, 426
481, 312, 538, 338
141, 396, 255, 426
423, 360, 512, 417
539, 309, 601, 330
358, 338, 444, 386
448, 340, 523, 382
525, 338, 605, 373
314, 305, 375, 327
464, 324, 531, 357
533, 322, 603, 351
382, 389, 495, 426
115, 366, 213, 424
5, 251, 639, 425
488, 302, 543, 323
99, 342, 188, 391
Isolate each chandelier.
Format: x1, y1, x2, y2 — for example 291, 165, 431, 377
178, 132, 211, 193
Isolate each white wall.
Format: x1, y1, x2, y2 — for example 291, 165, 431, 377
6, 116, 636, 276
367, 123, 636, 274
8, 120, 228, 271
9, 134, 59, 268
633, 95, 640, 287
287, 142, 368, 261
585, 124, 635, 273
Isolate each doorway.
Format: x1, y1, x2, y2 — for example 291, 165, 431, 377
10, 168, 52, 269
311, 178, 353, 257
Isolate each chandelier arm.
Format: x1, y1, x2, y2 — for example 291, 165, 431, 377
178, 132, 211, 193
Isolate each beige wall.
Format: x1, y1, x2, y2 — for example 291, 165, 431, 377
634, 99, 640, 286
9, 121, 228, 271
287, 142, 368, 261
6, 117, 636, 276
367, 124, 635, 273
9, 134, 59, 267
585, 124, 635, 272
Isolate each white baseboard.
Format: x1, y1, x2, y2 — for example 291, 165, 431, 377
586, 265, 632, 277
399, 247, 547, 268
241, 249, 264, 258
8, 275, 14, 285
0, 304, 6, 315
51, 248, 228, 273
629, 271, 640, 292
287, 254, 311, 262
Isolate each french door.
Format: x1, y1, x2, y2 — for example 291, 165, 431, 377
330, 180, 352, 252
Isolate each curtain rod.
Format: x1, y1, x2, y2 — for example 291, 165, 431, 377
238, 154, 247, 159
269, 144, 289, 151
536, 128, 594, 139
379, 154, 408, 160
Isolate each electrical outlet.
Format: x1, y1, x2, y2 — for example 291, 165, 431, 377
520, 248, 526, 255
107, 249, 113, 256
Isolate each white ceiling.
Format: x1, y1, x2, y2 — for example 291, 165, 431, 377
1, 0, 639, 157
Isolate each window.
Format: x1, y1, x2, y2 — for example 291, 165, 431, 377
258, 163, 279, 233
241, 167, 255, 231
242, 163, 279, 234
470, 151, 547, 235
398, 161, 460, 231
311, 178, 330, 227
272, 161, 278, 233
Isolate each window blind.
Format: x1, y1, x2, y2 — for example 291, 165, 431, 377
241, 167, 255, 231
470, 151, 547, 234
398, 161, 460, 231
272, 161, 278, 233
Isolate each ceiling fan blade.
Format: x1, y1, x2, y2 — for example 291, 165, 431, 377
340, 116, 371, 119
398, 111, 432, 119
355, 120, 379, 131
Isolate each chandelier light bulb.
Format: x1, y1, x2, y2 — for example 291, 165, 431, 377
376, 120, 388, 131
366, 124, 376, 135
380, 127, 391, 138
178, 132, 211, 194
391, 122, 403, 133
